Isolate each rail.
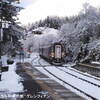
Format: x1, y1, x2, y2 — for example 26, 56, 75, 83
38, 58, 97, 100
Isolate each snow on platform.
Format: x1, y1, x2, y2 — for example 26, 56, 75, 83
0, 61, 23, 93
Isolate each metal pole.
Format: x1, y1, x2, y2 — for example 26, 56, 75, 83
0, 1, 3, 81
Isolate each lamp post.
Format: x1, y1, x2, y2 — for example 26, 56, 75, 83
0, 1, 3, 79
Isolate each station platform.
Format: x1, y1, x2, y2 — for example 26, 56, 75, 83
16, 62, 85, 100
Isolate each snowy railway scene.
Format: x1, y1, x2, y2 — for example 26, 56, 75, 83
1, 0, 100, 100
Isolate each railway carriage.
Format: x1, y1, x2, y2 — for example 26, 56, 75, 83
39, 42, 66, 65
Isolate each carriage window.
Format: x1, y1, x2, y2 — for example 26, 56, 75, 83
55, 45, 61, 58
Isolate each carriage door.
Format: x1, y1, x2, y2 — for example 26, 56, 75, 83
55, 45, 61, 58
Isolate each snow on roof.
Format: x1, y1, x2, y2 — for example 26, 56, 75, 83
33, 27, 60, 45
32, 27, 59, 35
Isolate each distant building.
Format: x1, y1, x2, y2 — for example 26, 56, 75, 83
32, 30, 43, 35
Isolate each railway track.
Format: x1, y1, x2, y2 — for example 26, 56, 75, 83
36, 58, 100, 100
39, 58, 100, 88
42, 68, 97, 100
31, 56, 85, 100
63, 66, 100, 82
58, 67, 100, 87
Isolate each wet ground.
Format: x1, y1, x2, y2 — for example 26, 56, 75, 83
16, 62, 53, 100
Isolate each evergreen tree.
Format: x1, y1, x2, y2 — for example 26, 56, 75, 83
0, 0, 22, 57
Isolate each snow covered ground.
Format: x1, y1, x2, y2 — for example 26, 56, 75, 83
0, 59, 23, 93
91, 61, 100, 65
29, 53, 100, 100
1, 52, 100, 99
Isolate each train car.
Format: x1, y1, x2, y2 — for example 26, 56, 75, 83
39, 42, 66, 65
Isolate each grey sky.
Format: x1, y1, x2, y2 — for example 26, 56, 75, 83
19, 0, 38, 7
18, 0, 100, 25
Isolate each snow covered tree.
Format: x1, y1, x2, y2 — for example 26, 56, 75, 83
0, 0, 22, 57
60, 4, 100, 62
29, 16, 67, 31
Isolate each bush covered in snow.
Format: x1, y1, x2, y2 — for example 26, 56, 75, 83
20, 27, 60, 54
59, 4, 100, 62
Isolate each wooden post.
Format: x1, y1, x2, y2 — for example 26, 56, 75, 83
0, 67, 1, 81
0, 73, 1, 81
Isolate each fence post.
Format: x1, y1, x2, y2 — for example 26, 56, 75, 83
0, 69, 1, 81
0, 57, 2, 81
